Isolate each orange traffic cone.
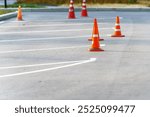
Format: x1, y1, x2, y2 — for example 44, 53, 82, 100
81, 0, 88, 17
89, 18, 104, 52
17, 6, 23, 21
88, 18, 104, 41
111, 16, 125, 37
68, 0, 76, 19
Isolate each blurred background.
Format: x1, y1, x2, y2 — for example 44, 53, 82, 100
16, 0, 150, 6
0, 0, 150, 8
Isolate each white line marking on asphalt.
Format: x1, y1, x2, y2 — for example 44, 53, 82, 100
8, 17, 123, 23
0, 21, 5, 24
0, 22, 110, 28
0, 23, 93, 28
0, 35, 110, 43
0, 28, 112, 35
0, 60, 87, 70
0, 23, 91, 28
0, 35, 90, 42
0, 58, 96, 78
0, 44, 105, 54
107, 34, 112, 37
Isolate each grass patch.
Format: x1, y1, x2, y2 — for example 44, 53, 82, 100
9, 3, 44, 8
17, 0, 138, 5
137, 0, 150, 7
0, 3, 44, 8
16, 0, 150, 7
0, 10, 15, 15
60, 3, 145, 8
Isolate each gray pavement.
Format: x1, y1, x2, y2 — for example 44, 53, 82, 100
0, 11, 150, 100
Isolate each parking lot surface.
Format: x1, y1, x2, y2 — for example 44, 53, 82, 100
0, 11, 150, 99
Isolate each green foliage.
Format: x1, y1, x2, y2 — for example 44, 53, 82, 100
9, 3, 43, 8
17, 0, 138, 5
128, 0, 137, 4
0, 10, 14, 15
137, 0, 150, 6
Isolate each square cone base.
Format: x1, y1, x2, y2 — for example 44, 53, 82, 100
89, 48, 104, 52
88, 38, 104, 41
81, 15, 88, 17
18, 19, 23, 21
17, 17, 23, 21
68, 17, 76, 19
111, 35, 125, 37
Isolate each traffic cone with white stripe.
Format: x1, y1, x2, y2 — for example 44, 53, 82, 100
68, 0, 76, 19
17, 6, 23, 21
89, 18, 104, 52
111, 16, 125, 37
88, 18, 104, 41
81, 0, 88, 17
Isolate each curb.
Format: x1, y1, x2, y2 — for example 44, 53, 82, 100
0, 8, 150, 12
0, 7, 149, 21
88, 8, 150, 12
0, 11, 17, 21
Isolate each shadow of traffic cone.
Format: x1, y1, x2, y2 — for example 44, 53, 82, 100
88, 18, 104, 41
68, 0, 76, 19
17, 6, 23, 21
111, 16, 125, 37
81, 0, 88, 17
89, 18, 104, 52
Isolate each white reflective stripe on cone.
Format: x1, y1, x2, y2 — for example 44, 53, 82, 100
82, 3, 86, 6
115, 23, 120, 26
93, 34, 99, 38
92, 40, 94, 44
69, 9, 74, 12
114, 29, 121, 31
82, 7, 86, 10
70, 4, 73, 7
70, 0, 74, 3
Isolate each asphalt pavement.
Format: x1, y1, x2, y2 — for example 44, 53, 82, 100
0, 11, 150, 100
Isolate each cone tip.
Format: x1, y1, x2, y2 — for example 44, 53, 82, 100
94, 18, 97, 23
116, 16, 120, 24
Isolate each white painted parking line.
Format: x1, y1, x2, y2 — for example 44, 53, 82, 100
0, 35, 91, 42
0, 21, 5, 24
0, 59, 88, 70
0, 58, 96, 78
0, 35, 110, 43
8, 17, 123, 23
0, 22, 110, 28
0, 22, 111, 28
106, 32, 113, 36
0, 44, 105, 54
0, 28, 112, 35
0, 23, 92, 28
